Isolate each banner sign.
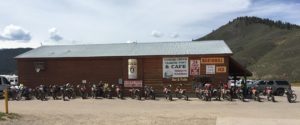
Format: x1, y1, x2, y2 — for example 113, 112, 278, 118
201, 57, 224, 64
171, 77, 188, 82
216, 66, 227, 73
206, 65, 215, 74
128, 59, 138, 79
124, 80, 143, 87
163, 57, 188, 78
190, 60, 200, 76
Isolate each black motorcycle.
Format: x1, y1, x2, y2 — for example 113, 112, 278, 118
212, 88, 221, 101
235, 88, 245, 102
116, 86, 123, 99
223, 89, 232, 101
286, 89, 297, 103
144, 86, 155, 100
130, 88, 142, 100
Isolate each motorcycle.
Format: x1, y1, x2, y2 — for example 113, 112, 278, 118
251, 88, 261, 102
235, 88, 245, 102
37, 85, 47, 101
51, 85, 61, 100
265, 87, 275, 102
144, 86, 155, 100
175, 85, 188, 101
80, 84, 88, 99
116, 85, 123, 99
203, 89, 212, 101
223, 88, 232, 101
286, 89, 297, 103
129, 88, 142, 100
163, 86, 172, 101
194, 87, 203, 99
212, 88, 221, 101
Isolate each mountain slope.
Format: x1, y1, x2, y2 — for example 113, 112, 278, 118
196, 16, 300, 82
0, 48, 32, 74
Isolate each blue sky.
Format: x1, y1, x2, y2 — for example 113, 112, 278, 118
0, 0, 300, 48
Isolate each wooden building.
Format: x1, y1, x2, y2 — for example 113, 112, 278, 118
15, 40, 251, 92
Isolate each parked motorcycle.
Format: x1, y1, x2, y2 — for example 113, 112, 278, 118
129, 88, 142, 100
163, 85, 172, 101
223, 88, 232, 101
265, 87, 275, 102
175, 84, 188, 101
235, 87, 245, 102
115, 85, 123, 99
144, 86, 155, 100
194, 86, 203, 99
286, 89, 297, 103
212, 88, 221, 101
251, 87, 261, 102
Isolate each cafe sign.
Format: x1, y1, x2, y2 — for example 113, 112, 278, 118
163, 57, 188, 78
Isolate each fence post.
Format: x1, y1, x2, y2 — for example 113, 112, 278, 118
4, 88, 8, 114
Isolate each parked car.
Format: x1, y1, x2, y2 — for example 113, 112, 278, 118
0, 76, 11, 97
248, 80, 290, 96
228, 80, 241, 87
0, 74, 18, 85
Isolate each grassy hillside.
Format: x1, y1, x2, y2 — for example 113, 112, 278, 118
197, 16, 300, 82
0, 48, 32, 74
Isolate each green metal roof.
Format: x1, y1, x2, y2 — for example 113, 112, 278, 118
15, 40, 232, 58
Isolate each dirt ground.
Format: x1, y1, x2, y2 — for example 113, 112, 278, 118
0, 87, 300, 125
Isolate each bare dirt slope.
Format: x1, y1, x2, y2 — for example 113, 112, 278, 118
1, 87, 300, 125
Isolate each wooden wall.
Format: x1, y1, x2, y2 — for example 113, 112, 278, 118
17, 55, 229, 92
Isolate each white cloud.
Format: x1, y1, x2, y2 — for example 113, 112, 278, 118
151, 30, 163, 38
0, 24, 31, 41
1, 0, 300, 48
48, 27, 63, 41
170, 33, 179, 38
126, 40, 134, 43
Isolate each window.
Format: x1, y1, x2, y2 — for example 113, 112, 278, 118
258, 81, 266, 85
0, 77, 10, 85
267, 81, 274, 85
34, 62, 46, 72
276, 81, 290, 85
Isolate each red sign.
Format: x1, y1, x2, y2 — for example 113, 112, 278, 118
190, 60, 200, 76
124, 80, 143, 87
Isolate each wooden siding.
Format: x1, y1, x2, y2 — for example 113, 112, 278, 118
17, 55, 230, 92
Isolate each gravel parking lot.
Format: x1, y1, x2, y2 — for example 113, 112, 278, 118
0, 87, 299, 125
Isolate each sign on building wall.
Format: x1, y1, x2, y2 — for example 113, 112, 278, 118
124, 80, 143, 87
190, 60, 200, 76
206, 65, 215, 74
201, 57, 224, 64
128, 59, 138, 79
171, 77, 188, 82
163, 57, 188, 78
216, 66, 227, 73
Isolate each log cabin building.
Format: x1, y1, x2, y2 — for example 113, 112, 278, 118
15, 40, 251, 92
